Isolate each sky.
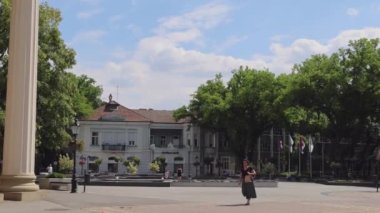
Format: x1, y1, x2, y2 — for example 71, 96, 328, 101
47, 0, 380, 110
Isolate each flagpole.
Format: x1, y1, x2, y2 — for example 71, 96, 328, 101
278, 142, 281, 173
288, 135, 291, 177
310, 150, 312, 179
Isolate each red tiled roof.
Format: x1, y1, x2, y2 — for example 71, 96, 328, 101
132, 109, 188, 123
85, 102, 150, 122
85, 102, 189, 123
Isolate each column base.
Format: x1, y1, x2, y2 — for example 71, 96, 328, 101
0, 175, 39, 193
2, 191, 46, 201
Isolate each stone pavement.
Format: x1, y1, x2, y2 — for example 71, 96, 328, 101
1, 182, 380, 213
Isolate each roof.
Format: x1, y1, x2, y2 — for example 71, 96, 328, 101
133, 109, 188, 123
84, 100, 188, 124
85, 101, 150, 122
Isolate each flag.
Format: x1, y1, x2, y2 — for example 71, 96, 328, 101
300, 138, 305, 154
308, 136, 314, 153
289, 135, 294, 153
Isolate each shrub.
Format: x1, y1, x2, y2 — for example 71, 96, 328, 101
59, 154, 73, 174
46, 172, 64, 178
261, 162, 276, 179
126, 163, 138, 175
127, 156, 141, 166
149, 161, 160, 173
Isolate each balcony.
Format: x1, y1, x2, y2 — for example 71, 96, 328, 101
102, 143, 126, 151
154, 142, 185, 149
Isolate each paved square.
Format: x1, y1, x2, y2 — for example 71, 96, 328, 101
1, 182, 380, 213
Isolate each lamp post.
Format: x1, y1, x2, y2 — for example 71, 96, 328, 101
70, 118, 80, 193
376, 124, 380, 193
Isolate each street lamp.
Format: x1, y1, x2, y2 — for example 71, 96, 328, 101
376, 124, 380, 193
70, 118, 80, 193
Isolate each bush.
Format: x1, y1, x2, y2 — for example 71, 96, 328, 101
59, 154, 73, 174
127, 156, 141, 166
127, 163, 138, 175
261, 162, 276, 179
149, 161, 160, 173
46, 172, 64, 178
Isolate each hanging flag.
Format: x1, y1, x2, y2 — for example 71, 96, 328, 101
300, 138, 305, 154
308, 136, 314, 153
289, 135, 294, 153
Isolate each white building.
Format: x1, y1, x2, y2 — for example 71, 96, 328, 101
76, 96, 202, 177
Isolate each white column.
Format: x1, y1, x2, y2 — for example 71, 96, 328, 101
0, 0, 39, 192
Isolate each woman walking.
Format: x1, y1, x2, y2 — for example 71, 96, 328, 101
240, 159, 257, 205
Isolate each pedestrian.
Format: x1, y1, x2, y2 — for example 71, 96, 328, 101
239, 159, 257, 205
177, 168, 182, 181
47, 164, 53, 174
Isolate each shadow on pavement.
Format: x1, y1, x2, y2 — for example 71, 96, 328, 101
218, 203, 248, 207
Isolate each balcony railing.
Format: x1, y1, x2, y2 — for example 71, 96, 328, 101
154, 143, 185, 149
102, 143, 126, 151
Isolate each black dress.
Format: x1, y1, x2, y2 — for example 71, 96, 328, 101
241, 167, 257, 199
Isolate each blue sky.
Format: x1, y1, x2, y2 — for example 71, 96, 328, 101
47, 0, 380, 110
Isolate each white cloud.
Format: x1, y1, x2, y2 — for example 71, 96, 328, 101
77, 9, 103, 19
70, 30, 106, 45
214, 35, 248, 53
346, 8, 359, 17
72, 1, 380, 110
109, 14, 123, 23
157, 3, 231, 33
262, 28, 380, 74
79, 0, 102, 5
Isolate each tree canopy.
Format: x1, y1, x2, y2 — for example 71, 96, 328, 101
0, 0, 103, 166
176, 38, 380, 163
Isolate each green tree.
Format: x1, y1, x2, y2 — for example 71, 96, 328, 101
174, 73, 228, 130
0, 1, 103, 167
226, 67, 279, 161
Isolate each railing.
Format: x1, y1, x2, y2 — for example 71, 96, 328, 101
102, 144, 126, 151
154, 143, 186, 149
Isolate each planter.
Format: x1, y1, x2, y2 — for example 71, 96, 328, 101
37, 177, 72, 190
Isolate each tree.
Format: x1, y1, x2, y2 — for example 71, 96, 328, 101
226, 67, 279, 162
0, 1, 103, 168
174, 73, 228, 131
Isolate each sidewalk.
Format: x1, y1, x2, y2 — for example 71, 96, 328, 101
1, 182, 380, 213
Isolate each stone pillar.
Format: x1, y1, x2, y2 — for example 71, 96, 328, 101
0, 0, 39, 193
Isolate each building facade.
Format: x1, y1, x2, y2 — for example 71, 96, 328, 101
77, 97, 204, 177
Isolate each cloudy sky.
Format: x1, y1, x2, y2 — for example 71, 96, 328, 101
48, 0, 380, 110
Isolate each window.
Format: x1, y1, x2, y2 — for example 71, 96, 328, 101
160, 136, 166, 146
103, 131, 125, 144
108, 163, 118, 173
194, 134, 198, 147
91, 132, 99, 146
128, 129, 137, 146
221, 157, 229, 170
150, 135, 154, 144
209, 133, 213, 147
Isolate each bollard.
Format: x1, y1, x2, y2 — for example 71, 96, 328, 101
83, 172, 90, 193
